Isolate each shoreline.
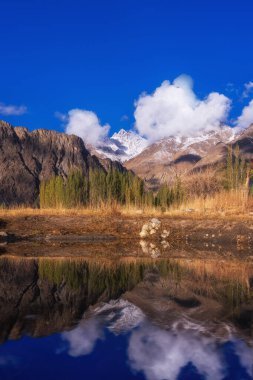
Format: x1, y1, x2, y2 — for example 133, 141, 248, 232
1, 211, 253, 254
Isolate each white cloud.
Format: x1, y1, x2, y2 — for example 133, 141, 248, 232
65, 109, 110, 146
236, 99, 253, 129
242, 81, 253, 98
134, 75, 231, 143
0, 102, 27, 116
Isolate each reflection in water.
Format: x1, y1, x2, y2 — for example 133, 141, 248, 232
59, 303, 253, 380
62, 299, 144, 357
62, 318, 103, 357
140, 240, 161, 257
128, 322, 247, 380
0, 254, 252, 379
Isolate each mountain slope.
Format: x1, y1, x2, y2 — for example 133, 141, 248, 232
0, 121, 102, 205
124, 126, 239, 188
193, 124, 253, 171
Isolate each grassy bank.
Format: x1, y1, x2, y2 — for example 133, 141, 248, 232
0, 189, 253, 220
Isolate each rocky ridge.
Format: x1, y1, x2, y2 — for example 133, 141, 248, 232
0, 120, 125, 205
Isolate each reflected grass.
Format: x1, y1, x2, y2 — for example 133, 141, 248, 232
38, 259, 178, 299
174, 259, 253, 312
1, 256, 253, 314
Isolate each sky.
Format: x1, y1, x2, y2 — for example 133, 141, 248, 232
1, 0, 253, 145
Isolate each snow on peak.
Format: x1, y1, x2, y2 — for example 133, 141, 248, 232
90, 126, 239, 164
131, 125, 239, 163
112, 129, 148, 156
93, 129, 148, 162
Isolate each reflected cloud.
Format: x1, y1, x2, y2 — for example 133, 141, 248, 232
234, 339, 253, 377
61, 300, 144, 357
62, 318, 103, 357
128, 321, 253, 380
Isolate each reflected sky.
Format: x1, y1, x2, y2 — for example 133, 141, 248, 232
1, 300, 252, 380
128, 322, 253, 380
0, 256, 253, 380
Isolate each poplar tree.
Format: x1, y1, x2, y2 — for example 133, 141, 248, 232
226, 145, 233, 190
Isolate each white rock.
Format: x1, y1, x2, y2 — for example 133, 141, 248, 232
140, 230, 148, 238
161, 229, 170, 239
139, 240, 147, 247
142, 223, 150, 231
161, 241, 170, 248
150, 229, 156, 235
150, 218, 161, 225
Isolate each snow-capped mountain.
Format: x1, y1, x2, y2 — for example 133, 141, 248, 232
88, 125, 242, 188
89, 129, 148, 163
112, 129, 148, 158
124, 125, 239, 187
90, 126, 238, 164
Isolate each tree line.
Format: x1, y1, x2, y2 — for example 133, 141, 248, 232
40, 167, 149, 208
40, 145, 253, 209
39, 166, 186, 209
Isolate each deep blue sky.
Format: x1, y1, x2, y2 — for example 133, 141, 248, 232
1, 0, 253, 135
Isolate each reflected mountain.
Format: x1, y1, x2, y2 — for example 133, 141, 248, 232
0, 255, 253, 379
0, 256, 252, 341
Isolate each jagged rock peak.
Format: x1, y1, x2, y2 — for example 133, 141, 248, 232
0, 121, 102, 205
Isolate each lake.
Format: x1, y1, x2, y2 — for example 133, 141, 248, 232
0, 242, 252, 380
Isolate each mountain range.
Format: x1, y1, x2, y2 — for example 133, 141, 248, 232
124, 126, 240, 188
1, 119, 253, 205
89, 125, 253, 189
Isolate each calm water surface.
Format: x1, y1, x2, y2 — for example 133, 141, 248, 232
0, 245, 252, 380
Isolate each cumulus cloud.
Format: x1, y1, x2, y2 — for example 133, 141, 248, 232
236, 99, 253, 129
134, 75, 231, 143
242, 81, 253, 98
65, 109, 110, 146
0, 102, 27, 116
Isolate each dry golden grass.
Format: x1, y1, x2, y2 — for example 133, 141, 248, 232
0, 190, 253, 220
165, 189, 253, 220
0, 203, 159, 218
